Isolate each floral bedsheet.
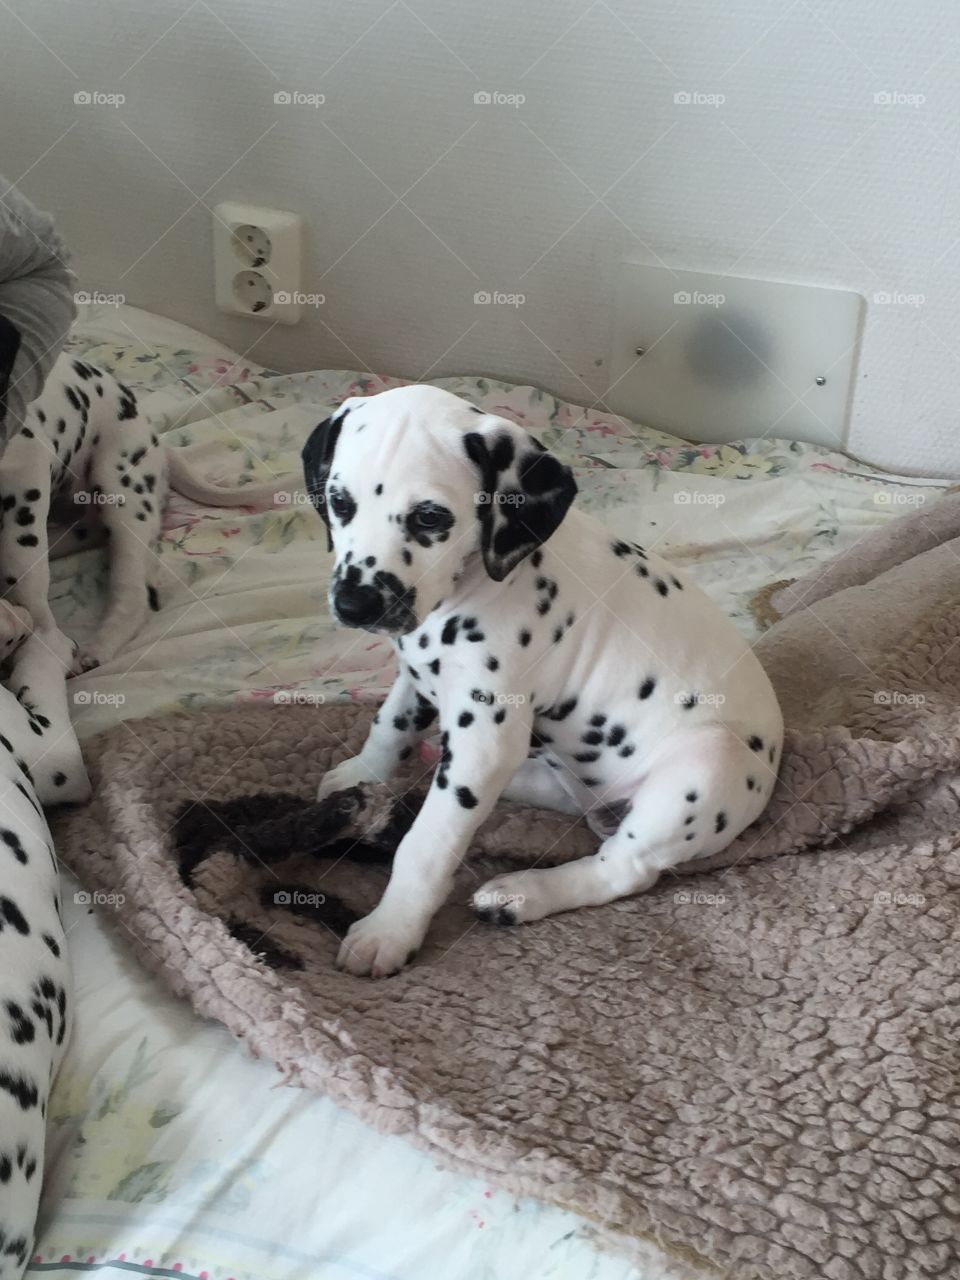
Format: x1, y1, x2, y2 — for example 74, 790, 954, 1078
57, 308, 950, 741
32, 304, 951, 1280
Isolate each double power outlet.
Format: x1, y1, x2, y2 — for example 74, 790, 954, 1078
213, 201, 305, 325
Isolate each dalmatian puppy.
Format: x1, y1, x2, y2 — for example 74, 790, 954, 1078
0, 353, 290, 671
0, 618, 89, 1278
304, 385, 783, 978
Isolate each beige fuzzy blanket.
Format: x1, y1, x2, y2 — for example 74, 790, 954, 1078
56, 508, 960, 1280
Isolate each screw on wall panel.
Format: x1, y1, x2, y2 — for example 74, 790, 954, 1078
815, 375, 826, 386
635, 347, 645, 357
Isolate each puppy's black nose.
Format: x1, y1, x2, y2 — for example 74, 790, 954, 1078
333, 583, 385, 627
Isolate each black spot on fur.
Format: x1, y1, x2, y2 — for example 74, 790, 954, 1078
638, 678, 656, 700
545, 696, 577, 721
413, 695, 437, 732
0, 897, 29, 935
518, 628, 531, 647
748, 735, 764, 752
715, 812, 727, 834
455, 786, 478, 809
0, 830, 26, 865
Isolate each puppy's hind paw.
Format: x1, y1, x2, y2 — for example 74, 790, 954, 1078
472, 877, 527, 925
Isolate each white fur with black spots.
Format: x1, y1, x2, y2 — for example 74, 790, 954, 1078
303, 385, 784, 978
0, 354, 296, 672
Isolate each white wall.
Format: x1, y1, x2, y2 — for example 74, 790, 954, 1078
3, 0, 960, 474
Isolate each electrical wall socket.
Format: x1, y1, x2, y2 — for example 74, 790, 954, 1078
213, 201, 303, 325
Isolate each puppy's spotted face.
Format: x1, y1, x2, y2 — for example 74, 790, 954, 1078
303, 385, 577, 637
306, 388, 482, 634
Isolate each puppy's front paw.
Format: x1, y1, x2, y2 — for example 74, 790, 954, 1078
317, 755, 381, 800
335, 905, 425, 978
473, 873, 537, 925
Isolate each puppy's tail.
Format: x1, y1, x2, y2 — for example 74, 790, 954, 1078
166, 445, 300, 510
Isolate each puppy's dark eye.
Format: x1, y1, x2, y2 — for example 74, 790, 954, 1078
328, 487, 356, 523
408, 502, 454, 534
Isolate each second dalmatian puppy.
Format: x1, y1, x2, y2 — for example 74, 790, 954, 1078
304, 385, 783, 978
0, 353, 290, 670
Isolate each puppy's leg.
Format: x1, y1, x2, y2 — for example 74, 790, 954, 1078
78, 398, 165, 669
473, 724, 773, 924
337, 698, 531, 977
0, 458, 59, 637
5, 627, 90, 804
317, 670, 436, 799
79, 500, 159, 672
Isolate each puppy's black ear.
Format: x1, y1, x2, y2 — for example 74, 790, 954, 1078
302, 407, 349, 551
464, 424, 577, 581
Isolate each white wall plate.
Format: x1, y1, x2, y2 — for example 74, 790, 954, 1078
608, 263, 864, 448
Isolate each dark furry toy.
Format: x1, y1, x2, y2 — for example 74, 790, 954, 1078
172, 783, 424, 937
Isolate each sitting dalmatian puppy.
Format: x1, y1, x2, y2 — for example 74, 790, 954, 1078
304, 385, 783, 978
0, 616, 88, 1278
0, 353, 290, 671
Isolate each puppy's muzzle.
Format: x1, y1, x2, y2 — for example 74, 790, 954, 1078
332, 571, 417, 634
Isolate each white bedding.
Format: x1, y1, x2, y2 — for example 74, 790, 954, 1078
30, 303, 950, 1280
